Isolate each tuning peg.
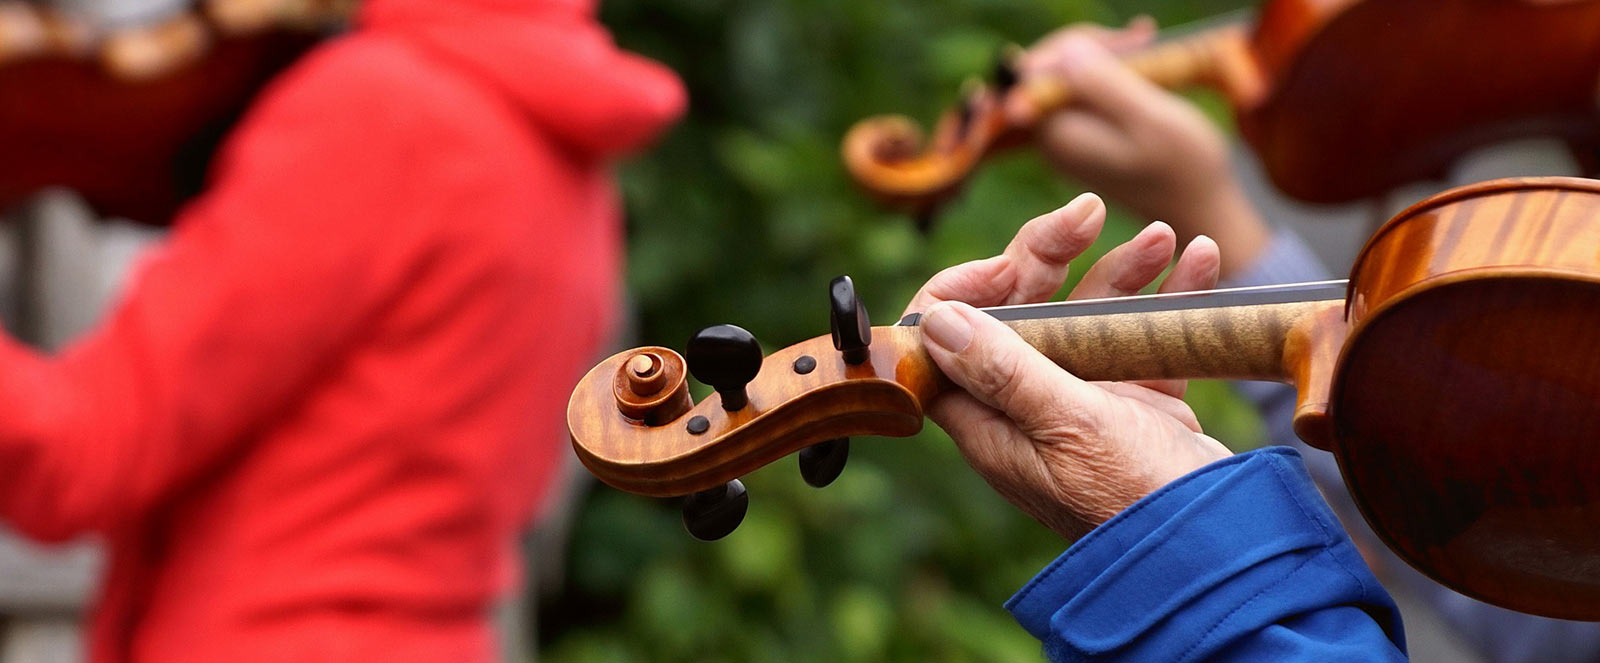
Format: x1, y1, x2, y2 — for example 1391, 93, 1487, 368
687, 325, 763, 410
682, 480, 748, 541
955, 76, 984, 136
829, 276, 872, 365
799, 438, 850, 488
993, 44, 1022, 93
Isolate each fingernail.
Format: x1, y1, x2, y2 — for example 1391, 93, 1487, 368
1137, 220, 1175, 246
1132, 221, 1161, 246
1065, 191, 1101, 216
922, 302, 975, 353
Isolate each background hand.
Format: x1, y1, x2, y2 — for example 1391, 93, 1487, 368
1008, 19, 1269, 277
905, 193, 1231, 539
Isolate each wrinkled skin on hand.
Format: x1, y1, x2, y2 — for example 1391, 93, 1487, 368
908, 193, 1232, 540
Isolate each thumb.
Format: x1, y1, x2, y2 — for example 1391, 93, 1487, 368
919, 301, 1106, 435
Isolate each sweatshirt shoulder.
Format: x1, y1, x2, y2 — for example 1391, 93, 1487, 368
233, 33, 516, 157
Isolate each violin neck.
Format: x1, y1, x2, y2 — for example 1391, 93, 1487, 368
1024, 22, 1256, 109
975, 281, 1344, 383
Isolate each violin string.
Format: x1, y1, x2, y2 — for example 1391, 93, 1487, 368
896, 279, 1347, 326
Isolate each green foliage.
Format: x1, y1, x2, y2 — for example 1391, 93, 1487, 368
546, 1, 1256, 660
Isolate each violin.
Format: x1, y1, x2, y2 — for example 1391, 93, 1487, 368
0, 0, 344, 223
843, 1, 1600, 219
569, 176, 1600, 620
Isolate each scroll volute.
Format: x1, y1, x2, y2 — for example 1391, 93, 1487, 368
568, 326, 942, 498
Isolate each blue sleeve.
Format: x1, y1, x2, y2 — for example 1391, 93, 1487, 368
1006, 447, 1406, 663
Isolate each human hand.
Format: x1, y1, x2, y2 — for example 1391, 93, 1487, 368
906, 192, 1232, 539
1008, 18, 1268, 276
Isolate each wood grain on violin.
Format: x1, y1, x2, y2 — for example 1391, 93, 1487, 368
1332, 177, 1600, 619
570, 177, 1600, 620
844, 0, 1600, 216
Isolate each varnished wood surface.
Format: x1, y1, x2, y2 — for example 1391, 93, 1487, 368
1009, 300, 1329, 382
1332, 177, 1600, 619
1240, 0, 1600, 202
1348, 177, 1600, 316
0, 31, 319, 223
0, 0, 351, 222
569, 329, 936, 497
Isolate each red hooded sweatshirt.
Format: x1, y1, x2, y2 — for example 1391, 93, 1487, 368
0, 1, 682, 661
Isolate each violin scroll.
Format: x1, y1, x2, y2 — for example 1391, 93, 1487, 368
839, 113, 985, 218
574, 276, 933, 538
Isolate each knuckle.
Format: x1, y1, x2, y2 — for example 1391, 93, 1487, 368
971, 342, 1028, 407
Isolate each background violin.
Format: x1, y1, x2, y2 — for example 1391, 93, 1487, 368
0, 0, 345, 224
570, 176, 1600, 620
844, 0, 1600, 221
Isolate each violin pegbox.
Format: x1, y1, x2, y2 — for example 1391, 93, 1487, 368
572, 275, 933, 540
804, 275, 876, 489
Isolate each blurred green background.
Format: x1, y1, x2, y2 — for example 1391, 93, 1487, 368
543, 1, 1258, 660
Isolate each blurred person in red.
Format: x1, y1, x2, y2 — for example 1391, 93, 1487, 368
0, 0, 683, 661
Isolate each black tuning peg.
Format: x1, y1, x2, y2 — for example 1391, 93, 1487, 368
799, 438, 850, 488
830, 276, 871, 365
992, 44, 1021, 94
955, 76, 982, 137
682, 480, 748, 541
687, 324, 763, 410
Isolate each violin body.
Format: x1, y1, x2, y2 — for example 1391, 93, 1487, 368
843, 0, 1600, 215
571, 176, 1600, 619
1244, 0, 1600, 202
1316, 177, 1600, 618
0, 31, 318, 223
0, 0, 341, 223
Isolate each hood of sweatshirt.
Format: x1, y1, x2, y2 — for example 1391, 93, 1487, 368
360, 0, 685, 158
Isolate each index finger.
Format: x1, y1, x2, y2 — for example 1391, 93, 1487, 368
902, 193, 1106, 317
1016, 15, 1156, 76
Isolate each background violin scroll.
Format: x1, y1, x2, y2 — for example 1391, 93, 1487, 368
839, 101, 1011, 223
841, 24, 1252, 222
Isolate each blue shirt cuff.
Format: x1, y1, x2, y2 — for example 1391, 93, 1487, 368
1006, 447, 1404, 662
